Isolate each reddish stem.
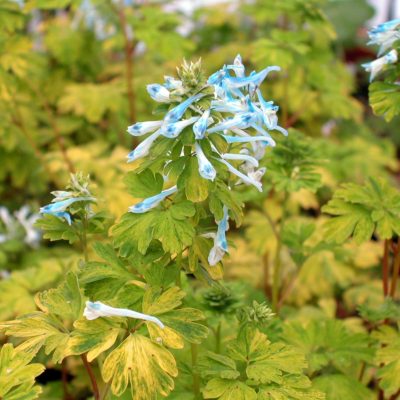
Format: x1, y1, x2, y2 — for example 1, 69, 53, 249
382, 239, 390, 297
81, 354, 100, 400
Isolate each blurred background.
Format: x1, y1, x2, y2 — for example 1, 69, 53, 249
1, 0, 400, 329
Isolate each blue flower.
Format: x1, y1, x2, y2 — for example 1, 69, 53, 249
164, 93, 204, 123
208, 207, 229, 266
362, 49, 398, 82
195, 143, 216, 181
160, 117, 199, 138
40, 196, 93, 225
127, 130, 162, 163
127, 121, 163, 136
193, 109, 211, 139
129, 186, 178, 213
147, 84, 171, 103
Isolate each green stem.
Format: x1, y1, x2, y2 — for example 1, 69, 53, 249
81, 213, 89, 263
215, 322, 221, 354
191, 344, 200, 398
272, 192, 289, 313
175, 252, 183, 287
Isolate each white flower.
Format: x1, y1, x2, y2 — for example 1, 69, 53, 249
83, 301, 165, 329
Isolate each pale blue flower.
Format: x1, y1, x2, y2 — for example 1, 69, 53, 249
368, 18, 400, 55
207, 113, 255, 133
221, 152, 259, 168
40, 196, 93, 225
217, 158, 263, 192
224, 66, 280, 91
84, 301, 164, 328
147, 84, 171, 103
195, 143, 216, 181
164, 76, 183, 90
127, 130, 162, 163
208, 207, 229, 266
14, 206, 41, 248
193, 109, 211, 139
362, 49, 398, 81
226, 54, 245, 77
222, 134, 274, 147
164, 93, 204, 123
129, 186, 178, 213
160, 117, 199, 138
127, 121, 163, 136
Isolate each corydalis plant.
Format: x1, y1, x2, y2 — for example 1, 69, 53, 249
125, 56, 286, 266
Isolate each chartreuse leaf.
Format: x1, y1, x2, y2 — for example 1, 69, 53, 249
358, 298, 400, 323
313, 374, 374, 400
282, 319, 373, 374
373, 326, 400, 397
201, 328, 323, 400
113, 201, 196, 254
142, 286, 209, 349
124, 169, 164, 198
369, 81, 400, 122
0, 273, 83, 363
102, 333, 178, 399
322, 178, 400, 243
0, 344, 44, 400
178, 156, 209, 202
67, 317, 122, 362
35, 214, 80, 244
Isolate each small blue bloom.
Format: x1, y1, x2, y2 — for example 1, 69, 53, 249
221, 152, 259, 168
127, 130, 162, 163
164, 93, 204, 123
164, 76, 183, 90
225, 66, 280, 90
160, 117, 199, 138
362, 49, 398, 81
218, 158, 263, 192
127, 120, 163, 136
195, 143, 216, 181
147, 84, 170, 103
129, 186, 178, 213
207, 113, 255, 133
40, 197, 93, 225
222, 134, 275, 147
208, 206, 229, 266
193, 109, 211, 139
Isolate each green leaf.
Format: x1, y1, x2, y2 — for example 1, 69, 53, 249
322, 178, 400, 243
35, 272, 83, 321
266, 130, 322, 193
198, 352, 240, 380
35, 214, 80, 244
124, 169, 164, 198
373, 326, 400, 397
113, 201, 196, 254
313, 374, 374, 400
203, 378, 257, 400
369, 81, 400, 122
0, 344, 44, 400
358, 298, 400, 323
102, 333, 178, 399
178, 156, 209, 202
282, 319, 373, 374
142, 287, 209, 348
67, 317, 121, 362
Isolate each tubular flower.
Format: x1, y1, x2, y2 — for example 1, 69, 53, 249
194, 143, 216, 181
208, 207, 230, 266
83, 301, 165, 329
129, 186, 178, 214
362, 49, 398, 82
364, 19, 400, 81
368, 18, 400, 56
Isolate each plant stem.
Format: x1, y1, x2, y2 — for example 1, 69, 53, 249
382, 239, 390, 297
61, 359, 71, 400
262, 251, 271, 298
81, 354, 100, 400
272, 192, 289, 313
81, 212, 89, 262
215, 322, 221, 354
175, 252, 182, 287
390, 238, 400, 298
191, 344, 200, 399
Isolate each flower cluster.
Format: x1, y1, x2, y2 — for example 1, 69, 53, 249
0, 206, 41, 248
126, 55, 286, 265
39, 173, 95, 225
363, 19, 400, 81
